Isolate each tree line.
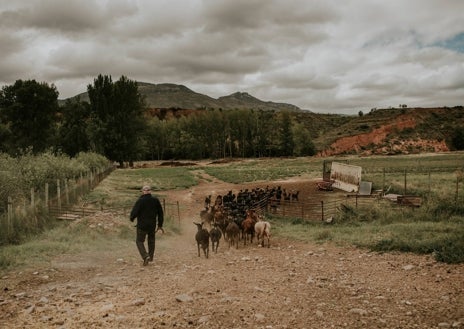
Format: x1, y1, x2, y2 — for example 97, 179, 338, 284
0, 75, 316, 165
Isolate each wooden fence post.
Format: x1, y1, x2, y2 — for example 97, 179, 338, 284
7, 196, 12, 237
382, 168, 386, 195
65, 179, 69, 205
91, 171, 94, 188
404, 169, 407, 195
177, 201, 181, 225
71, 178, 75, 203
428, 170, 431, 195
31, 188, 37, 227
456, 176, 460, 204
321, 200, 324, 221
57, 179, 61, 211
45, 183, 49, 212
31, 188, 35, 209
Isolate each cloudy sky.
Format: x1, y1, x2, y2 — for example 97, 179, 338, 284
1, 0, 464, 114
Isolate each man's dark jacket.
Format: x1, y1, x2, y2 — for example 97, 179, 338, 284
130, 194, 164, 232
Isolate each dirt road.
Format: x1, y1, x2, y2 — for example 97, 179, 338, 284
1, 176, 463, 328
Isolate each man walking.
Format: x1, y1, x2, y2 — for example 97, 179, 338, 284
130, 185, 164, 266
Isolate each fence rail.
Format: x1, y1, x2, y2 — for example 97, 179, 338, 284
48, 205, 99, 220
275, 196, 389, 221
96, 200, 182, 224
1, 166, 115, 245
46, 199, 182, 224
243, 193, 389, 222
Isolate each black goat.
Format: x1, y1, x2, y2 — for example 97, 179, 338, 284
209, 223, 222, 253
194, 222, 210, 258
204, 195, 212, 208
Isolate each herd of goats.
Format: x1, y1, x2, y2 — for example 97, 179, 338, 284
193, 186, 300, 258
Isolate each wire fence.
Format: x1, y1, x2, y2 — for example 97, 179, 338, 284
245, 193, 392, 222
360, 166, 463, 201
0, 166, 115, 244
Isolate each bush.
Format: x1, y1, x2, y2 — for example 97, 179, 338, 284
451, 128, 464, 150
372, 231, 464, 264
434, 233, 464, 264
75, 152, 111, 172
0, 205, 56, 246
431, 199, 464, 217
0, 151, 111, 246
0, 151, 110, 202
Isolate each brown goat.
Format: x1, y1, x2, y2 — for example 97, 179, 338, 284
291, 190, 299, 201
200, 207, 213, 227
241, 209, 258, 245
225, 221, 240, 249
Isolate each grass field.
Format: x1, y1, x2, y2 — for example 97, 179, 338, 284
1, 153, 463, 271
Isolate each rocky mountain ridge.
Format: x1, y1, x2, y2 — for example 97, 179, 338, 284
62, 82, 301, 112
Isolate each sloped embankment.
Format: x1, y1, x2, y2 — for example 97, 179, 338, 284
319, 111, 449, 156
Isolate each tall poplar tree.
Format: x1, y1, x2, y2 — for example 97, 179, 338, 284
58, 98, 91, 156
278, 111, 294, 156
87, 75, 146, 166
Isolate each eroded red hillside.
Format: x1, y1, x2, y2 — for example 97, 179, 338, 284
319, 110, 449, 156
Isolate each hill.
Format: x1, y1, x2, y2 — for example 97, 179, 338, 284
314, 107, 464, 156
60, 83, 464, 156
60, 82, 300, 112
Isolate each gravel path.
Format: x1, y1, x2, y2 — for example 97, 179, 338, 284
1, 175, 463, 328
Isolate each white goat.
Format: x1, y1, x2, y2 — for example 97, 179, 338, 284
254, 217, 271, 248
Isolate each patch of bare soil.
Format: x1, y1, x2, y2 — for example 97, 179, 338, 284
1, 174, 463, 328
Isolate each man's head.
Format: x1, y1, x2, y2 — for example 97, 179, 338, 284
141, 185, 151, 194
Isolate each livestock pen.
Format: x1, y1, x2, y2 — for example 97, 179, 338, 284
251, 192, 391, 222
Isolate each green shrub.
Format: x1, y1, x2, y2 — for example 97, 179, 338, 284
315, 229, 333, 241
0, 151, 110, 204
0, 205, 57, 246
371, 231, 464, 264
431, 199, 464, 217
75, 152, 111, 172
434, 234, 464, 264
0, 151, 111, 247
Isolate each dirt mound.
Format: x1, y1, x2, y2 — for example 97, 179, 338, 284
1, 176, 463, 328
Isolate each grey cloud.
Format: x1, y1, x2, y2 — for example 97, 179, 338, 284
263, 67, 338, 91
203, 0, 336, 31
161, 51, 264, 78
0, 32, 25, 56
1, 0, 464, 114
0, 59, 25, 83
1, 1, 103, 32
0, 0, 139, 35
203, 0, 271, 31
